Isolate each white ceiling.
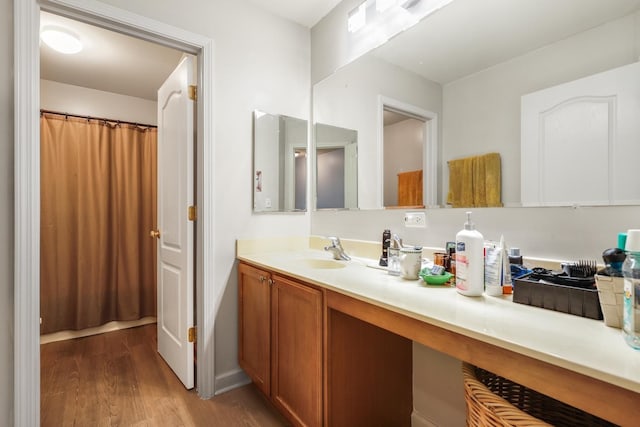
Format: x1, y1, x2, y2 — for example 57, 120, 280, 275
40, 11, 184, 100
247, 0, 343, 28
40, 1, 341, 101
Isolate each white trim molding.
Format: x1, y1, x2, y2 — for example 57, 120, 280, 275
15, 1, 216, 424
14, 1, 42, 426
215, 368, 251, 395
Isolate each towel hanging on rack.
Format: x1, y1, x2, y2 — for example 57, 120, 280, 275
447, 153, 502, 208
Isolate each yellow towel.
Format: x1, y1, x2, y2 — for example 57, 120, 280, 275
397, 170, 423, 206
447, 153, 502, 208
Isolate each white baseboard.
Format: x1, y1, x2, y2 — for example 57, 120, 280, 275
412, 410, 439, 427
214, 368, 251, 395
40, 316, 157, 344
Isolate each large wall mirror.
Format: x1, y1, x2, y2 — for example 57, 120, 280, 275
312, 0, 640, 209
253, 110, 308, 212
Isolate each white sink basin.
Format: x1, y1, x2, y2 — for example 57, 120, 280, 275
301, 259, 347, 269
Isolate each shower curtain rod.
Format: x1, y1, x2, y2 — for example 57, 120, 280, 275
40, 109, 157, 129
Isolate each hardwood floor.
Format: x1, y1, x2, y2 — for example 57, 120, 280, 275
41, 324, 290, 426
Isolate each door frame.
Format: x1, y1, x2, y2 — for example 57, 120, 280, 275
377, 95, 438, 208
14, 0, 216, 424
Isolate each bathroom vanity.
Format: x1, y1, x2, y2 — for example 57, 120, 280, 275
237, 237, 640, 426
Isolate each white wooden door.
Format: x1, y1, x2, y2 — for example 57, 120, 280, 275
156, 56, 195, 389
521, 61, 640, 206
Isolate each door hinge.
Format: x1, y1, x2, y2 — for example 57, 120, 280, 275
188, 326, 197, 343
188, 85, 197, 101
188, 205, 197, 221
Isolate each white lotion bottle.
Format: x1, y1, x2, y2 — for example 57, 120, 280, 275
456, 211, 485, 296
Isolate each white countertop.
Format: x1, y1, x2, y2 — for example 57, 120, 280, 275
236, 237, 640, 394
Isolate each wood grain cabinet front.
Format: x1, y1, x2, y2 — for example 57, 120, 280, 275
238, 263, 272, 396
238, 263, 323, 427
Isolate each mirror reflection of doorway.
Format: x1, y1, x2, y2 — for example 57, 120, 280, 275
383, 107, 426, 207
295, 149, 307, 210
378, 96, 438, 209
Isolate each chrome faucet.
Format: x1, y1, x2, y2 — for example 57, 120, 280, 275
324, 237, 351, 261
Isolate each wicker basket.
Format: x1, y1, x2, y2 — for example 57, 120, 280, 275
462, 363, 617, 427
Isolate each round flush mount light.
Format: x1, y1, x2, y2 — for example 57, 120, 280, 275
40, 26, 83, 54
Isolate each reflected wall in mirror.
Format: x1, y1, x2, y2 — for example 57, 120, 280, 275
314, 123, 358, 209
313, 0, 640, 209
253, 110, 307, 212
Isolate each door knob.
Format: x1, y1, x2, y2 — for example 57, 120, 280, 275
149, 230, 161, 239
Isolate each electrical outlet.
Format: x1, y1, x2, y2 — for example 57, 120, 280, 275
264, 198, 272, 208
404, 212, 426, 228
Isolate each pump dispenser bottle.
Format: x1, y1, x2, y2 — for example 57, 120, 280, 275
379, 229, 391, 267
455, 211, 484, 296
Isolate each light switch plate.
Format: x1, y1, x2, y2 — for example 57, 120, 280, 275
404, 211, 426, 228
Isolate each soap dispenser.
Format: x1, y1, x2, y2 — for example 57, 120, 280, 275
455, 211, 484, 296
379, 229, 391, 267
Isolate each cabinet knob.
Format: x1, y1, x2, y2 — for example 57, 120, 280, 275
268, 279, 274, 286
259, 275, 266, 283
149, 229, 160, 239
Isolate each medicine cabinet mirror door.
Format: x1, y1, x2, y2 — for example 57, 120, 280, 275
253, 110, 308, 213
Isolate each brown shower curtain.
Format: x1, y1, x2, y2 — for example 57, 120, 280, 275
40, 112, 157, 334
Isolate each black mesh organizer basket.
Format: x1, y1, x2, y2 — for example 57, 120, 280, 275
512, 271, 603, 320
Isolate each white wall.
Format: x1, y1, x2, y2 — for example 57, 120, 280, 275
443, 11, 640, 206
0, 0, 13, 423
40, 79, 158, 124
412, 343, 465, 427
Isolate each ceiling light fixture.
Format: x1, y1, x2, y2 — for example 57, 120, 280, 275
40, 26, 83, 54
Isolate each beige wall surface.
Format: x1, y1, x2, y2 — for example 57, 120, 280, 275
41, 79, 159, 125
1, 0, 13, 424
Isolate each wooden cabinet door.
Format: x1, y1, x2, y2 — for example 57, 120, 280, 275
238, 263, 272, 396
271, 275, 323, 427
